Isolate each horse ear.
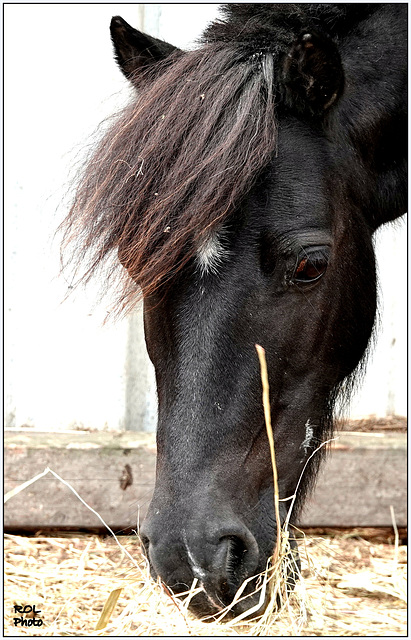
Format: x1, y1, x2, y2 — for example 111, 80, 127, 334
281, 31, 344, 114
110, 16, 180, 82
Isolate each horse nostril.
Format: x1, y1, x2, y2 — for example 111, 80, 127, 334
212, 531, 259, 605
224, 535, 249, 586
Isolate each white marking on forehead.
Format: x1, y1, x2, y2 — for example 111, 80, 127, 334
301, 419, 314, 455
196, 230, 228, 275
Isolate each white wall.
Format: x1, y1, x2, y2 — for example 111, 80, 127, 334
5, 4, 139, 430
5, 4, 406, 431
348, 219, 407, 418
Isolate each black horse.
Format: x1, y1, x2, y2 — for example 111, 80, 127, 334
61, 3, 407, 618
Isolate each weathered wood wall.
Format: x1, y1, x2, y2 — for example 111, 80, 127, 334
5, 431, 406, 531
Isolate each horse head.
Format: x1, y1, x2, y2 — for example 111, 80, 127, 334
62, 5, 406, 617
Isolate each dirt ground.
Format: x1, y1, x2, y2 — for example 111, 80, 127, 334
4, 529, 407, 637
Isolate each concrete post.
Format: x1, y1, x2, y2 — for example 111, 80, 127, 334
123, 5, 161, 432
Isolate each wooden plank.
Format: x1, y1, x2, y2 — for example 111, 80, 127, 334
4, 431, 406, 530
4, 432, 156, 531
301, 432, 407, 527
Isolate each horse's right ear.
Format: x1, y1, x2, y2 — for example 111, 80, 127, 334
110, 16, 180, 83
281, 30, 344, 115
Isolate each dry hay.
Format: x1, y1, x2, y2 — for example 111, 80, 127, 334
4, 528, 406, 636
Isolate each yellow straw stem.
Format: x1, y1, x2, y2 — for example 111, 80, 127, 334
255, 344, 282, 565
95, 588, 122, 630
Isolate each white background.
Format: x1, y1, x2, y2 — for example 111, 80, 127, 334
5, 4, 406, 431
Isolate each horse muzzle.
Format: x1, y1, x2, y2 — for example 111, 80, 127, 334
140, 503, 299, 618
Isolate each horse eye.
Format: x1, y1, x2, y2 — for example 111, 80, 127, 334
292, 250, 329, 284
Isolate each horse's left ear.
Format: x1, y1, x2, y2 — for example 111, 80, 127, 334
110, 16, 180, 83
281, 31, 344, 115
